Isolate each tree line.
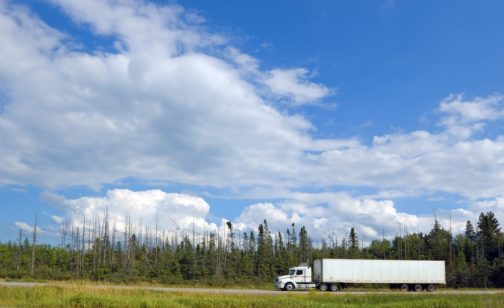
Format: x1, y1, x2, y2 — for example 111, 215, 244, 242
0, 211, 502, 287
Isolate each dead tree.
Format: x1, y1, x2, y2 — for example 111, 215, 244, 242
30, 212, 38, 276
15, 229, 23, 274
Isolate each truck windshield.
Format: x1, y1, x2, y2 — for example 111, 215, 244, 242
288, 269, 295, 275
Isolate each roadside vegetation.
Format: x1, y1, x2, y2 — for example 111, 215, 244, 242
1, 286, 504, 307
0, 211, 502, 289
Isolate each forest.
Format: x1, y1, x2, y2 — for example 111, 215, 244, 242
0, 211, 502, 288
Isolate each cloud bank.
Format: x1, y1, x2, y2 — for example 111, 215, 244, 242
1, 1, 504, 199
39, 189, 504, 242
46, 189, 218, 237
2, 1, 504, 240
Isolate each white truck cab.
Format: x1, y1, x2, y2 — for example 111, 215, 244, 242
275, 264, 317, 291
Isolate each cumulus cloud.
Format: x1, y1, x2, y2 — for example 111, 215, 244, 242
438, 94, 504, 138
0, 0, 330, 189
473, 197, 504, 224
293, 95, 504, 198
47, 189, 218, 237
439, 94, 504, 123
233, 194, 419, 240
42, 189, 457, 242
225, 47, 332, 105
309, 128, 504, 198
231, 192, 493, 243
2, 0, 504, 233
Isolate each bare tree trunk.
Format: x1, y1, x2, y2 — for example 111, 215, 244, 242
16, 229, 23, 274
81, 214, 86, 276
92, 216, 98, 272
192, 210, 195, 248
61, 220, 68, 249
449, 214, 453, 264
155, 212, 159, 267
111, 218, 116, 268
104, 206, 110, 266
30, 212, 38, 276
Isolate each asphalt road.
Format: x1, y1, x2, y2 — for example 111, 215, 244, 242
0, 281, 502, 295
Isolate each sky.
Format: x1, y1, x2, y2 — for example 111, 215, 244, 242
1, 0, 504, 244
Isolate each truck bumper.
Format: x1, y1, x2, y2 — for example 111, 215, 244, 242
275, 281, 285, 289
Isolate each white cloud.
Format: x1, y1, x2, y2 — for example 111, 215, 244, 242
438, 94, 504, 138
225, 47, 332, 105
51, 215, 64, 224
263, 68, 331, 105
47, 189, 218, 237
41, 188, 504, 243
14, 221, 44, 234
0, 0, 327, 189
439, 94, 504, 123
473, 197, 504, 225
233, 192, 480, 242
302, 120, 504, 198
2, 0, 504, 230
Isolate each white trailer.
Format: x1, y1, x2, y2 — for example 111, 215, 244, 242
275, 259, 446, 292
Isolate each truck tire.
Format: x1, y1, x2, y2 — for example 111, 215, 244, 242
329, 284, 340, 292
284, 283, 295, 291
400, 284, 409, 292
414, 284, 422, 292
319, 283, 328, 291
427, 284, 436, 292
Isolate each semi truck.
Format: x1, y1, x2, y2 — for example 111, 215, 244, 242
275, 259, 446, 292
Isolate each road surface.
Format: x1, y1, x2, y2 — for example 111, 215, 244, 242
0, 281, 502, 295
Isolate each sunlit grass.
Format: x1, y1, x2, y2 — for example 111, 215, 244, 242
2, 277, 276, 290
0, 286, 503, 307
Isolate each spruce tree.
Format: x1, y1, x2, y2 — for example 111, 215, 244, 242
298, 226, 311, 263
348, 227, 359, 258
477, 212, 501, 259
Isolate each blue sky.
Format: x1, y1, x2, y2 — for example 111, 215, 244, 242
1, 0, 504, 243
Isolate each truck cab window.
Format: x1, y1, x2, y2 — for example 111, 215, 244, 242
296, 270, 303, 275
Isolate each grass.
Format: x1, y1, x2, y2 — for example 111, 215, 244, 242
1, 277, 276, 290
0, 286, 503, 307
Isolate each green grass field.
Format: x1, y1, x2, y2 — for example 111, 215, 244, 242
0, 286, 503, 307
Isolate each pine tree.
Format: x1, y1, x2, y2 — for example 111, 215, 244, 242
1, 211, 503, 288
348, 228, 359, 258
427, 219, 450, 261
455, 248, 469, 287
206, 233, 217, 277
464, 221, 477, 262
178, 237, 195, 280
477, 212, 501, 260
298, 226, 311, 263
256, 220, 274, 279
240, 232, 254, 277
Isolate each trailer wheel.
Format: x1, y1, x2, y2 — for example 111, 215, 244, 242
329, 284, 340, 292
319, 283, 328, 291
427, 284, 436, 292
400, 284, 409, 292
414, 284, 422, 292
284, 283, 294, 291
